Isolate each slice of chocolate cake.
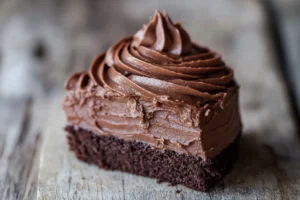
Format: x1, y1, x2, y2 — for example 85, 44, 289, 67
62, 11, 241, 192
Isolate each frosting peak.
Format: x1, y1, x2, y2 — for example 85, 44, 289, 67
132, 11, 192, 55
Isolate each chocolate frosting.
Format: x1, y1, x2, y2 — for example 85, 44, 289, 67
63, 11, 241, 160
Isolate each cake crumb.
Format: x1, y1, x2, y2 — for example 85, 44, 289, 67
176, 189, 182, 194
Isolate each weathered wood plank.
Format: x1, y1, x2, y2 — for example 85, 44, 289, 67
0, 100, 36, 200
24, 99, 51, 200
0, 98, 51, 200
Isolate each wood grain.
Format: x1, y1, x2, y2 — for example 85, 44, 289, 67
0, 98, 51, 200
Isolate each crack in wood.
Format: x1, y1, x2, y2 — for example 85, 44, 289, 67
122, 177, 125, 200
23, 132, 40, 200
0, 135, 6, 158
17, 99, 32, 146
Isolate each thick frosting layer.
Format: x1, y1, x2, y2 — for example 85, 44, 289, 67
63, 11, 241, 159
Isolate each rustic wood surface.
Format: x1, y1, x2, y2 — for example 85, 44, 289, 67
0, 98, 51, 200
0, 0, 299, 199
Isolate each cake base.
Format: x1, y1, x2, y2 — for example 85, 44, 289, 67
65, 126, 240, 191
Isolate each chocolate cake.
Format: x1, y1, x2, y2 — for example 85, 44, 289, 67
63, 11, 242, 192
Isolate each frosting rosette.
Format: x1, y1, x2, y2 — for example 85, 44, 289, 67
90, 11, 235, 105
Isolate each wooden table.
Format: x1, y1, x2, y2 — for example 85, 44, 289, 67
0, 0, 299, 199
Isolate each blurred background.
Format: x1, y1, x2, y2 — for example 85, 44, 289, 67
0, 0, 300, 199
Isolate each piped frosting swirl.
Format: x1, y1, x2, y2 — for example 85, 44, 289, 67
89, 11, 235, 105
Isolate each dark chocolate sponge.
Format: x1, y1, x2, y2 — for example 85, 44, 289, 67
65, 126, 240, 191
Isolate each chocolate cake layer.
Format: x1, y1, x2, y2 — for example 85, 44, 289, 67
65, 126, 240, 192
